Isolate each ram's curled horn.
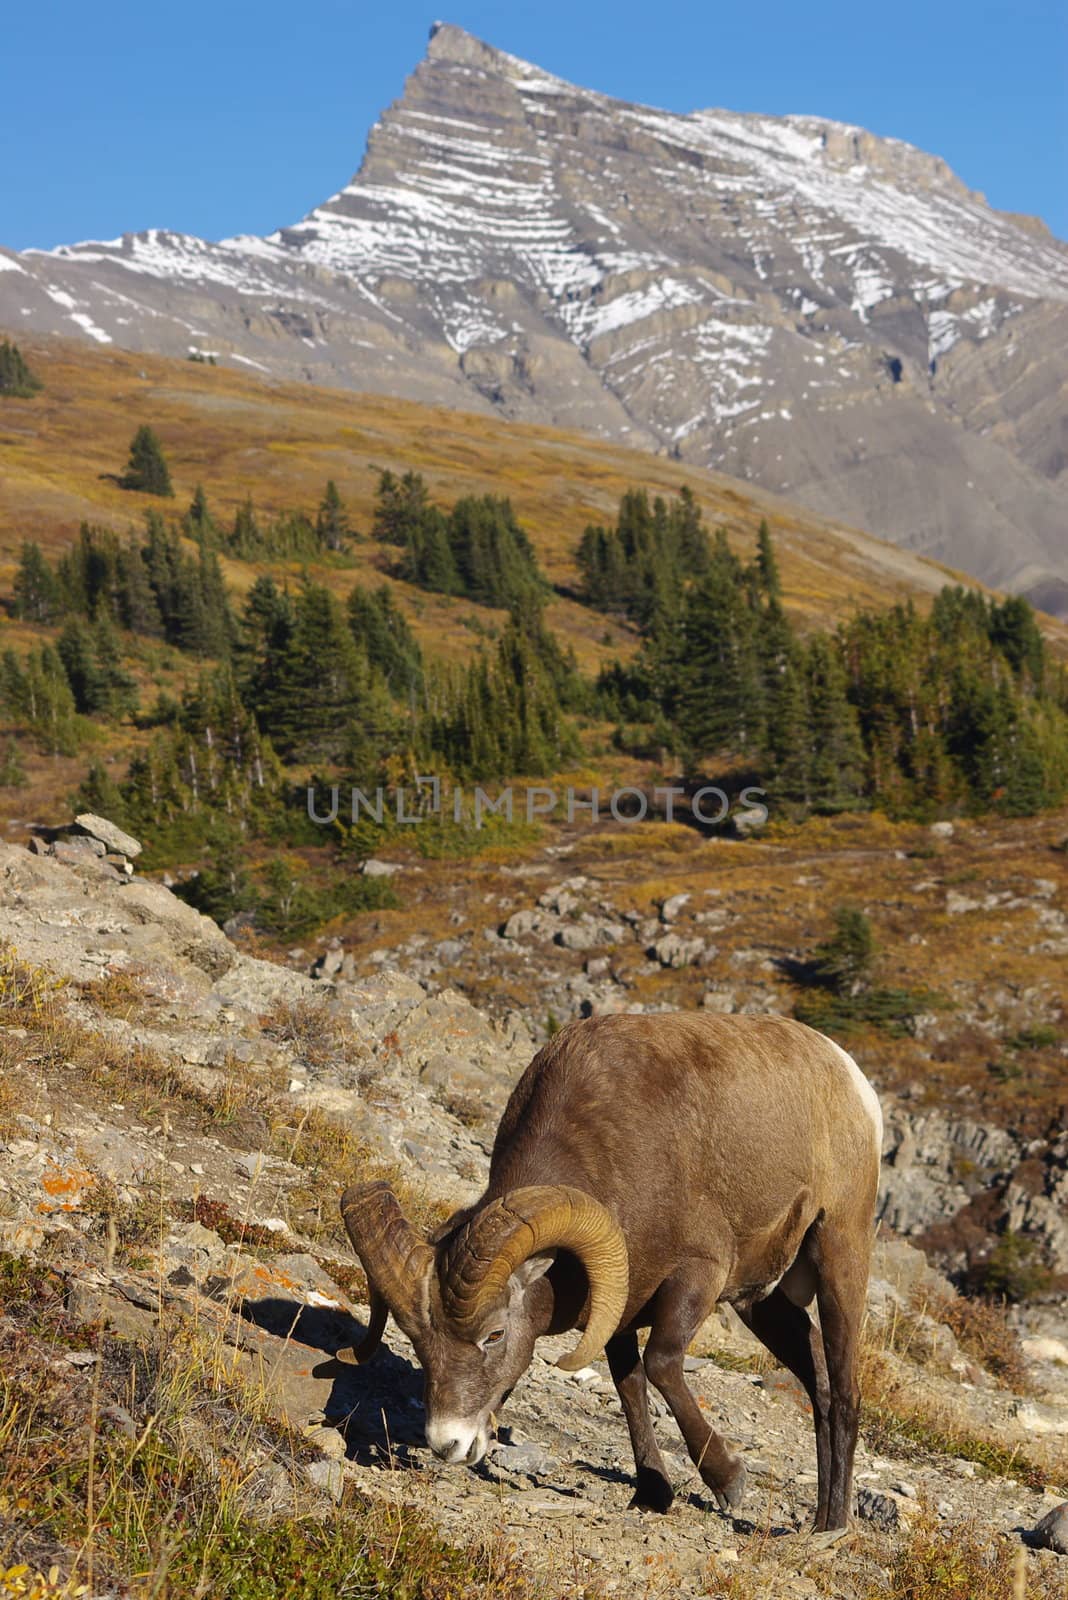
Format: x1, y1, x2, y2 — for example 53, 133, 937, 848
440, 1184, 629, 1371
340, 1181, 434, 1360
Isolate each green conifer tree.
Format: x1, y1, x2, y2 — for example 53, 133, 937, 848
0, 339, 42, 397
120, 425, 174, 497
0, 741, 28, 788
75, 759, 128, 822
755, 520, 782, 607
92, 614, 139, 719
228, 498, 261, 558
255, 584, 393, 764
316, 480, 351, 550
57, 619, 107, 716
347, 584, 423, 696
403, 507, 461, 594
186, 484, 217, 541
13, 543, 62, 623
805, 635, 867, 810
14, 646, 81, 754
766, 652, 811, 807
116, 535, 163, 637
372, 469, 430, 543
674, 551, 766, 762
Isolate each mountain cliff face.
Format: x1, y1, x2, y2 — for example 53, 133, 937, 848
3, 23, 1066, 609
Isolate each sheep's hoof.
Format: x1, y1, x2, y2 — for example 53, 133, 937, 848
710, 1458, 747, 1512
630, 1467, 674, 1513
807, 1526, 850, 1550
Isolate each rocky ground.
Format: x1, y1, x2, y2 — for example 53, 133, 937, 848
1, 826, 1067, 1597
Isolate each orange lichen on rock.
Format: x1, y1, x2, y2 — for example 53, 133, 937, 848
38, 1164, 94, 1212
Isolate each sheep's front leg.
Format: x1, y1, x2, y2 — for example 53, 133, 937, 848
643, 1268, 746, 1513
606, 1331, 673, 1512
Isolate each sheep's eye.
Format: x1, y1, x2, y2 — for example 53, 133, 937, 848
481, 1328, 505, 1348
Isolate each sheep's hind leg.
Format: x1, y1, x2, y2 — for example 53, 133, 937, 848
812, 1218, 870, 1531
643, 1267, 746, 1513
606, 1331, 674, 1512
735, 1286, 831, 1529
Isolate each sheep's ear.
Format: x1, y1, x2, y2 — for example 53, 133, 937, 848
511, 1250, 555, 1290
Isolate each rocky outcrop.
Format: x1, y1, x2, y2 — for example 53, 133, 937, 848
0, 835, 235, 985
878, 1099, 1068, 1282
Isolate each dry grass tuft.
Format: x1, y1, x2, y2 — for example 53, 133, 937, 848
0, 947, 67, 1016
0, 1253, 568, 1599
74, 968, 148, 1018
923, 1288, 1031, 1391
259, 998, 357, 1074
858, 1346, 1062, 1492
877, 1512, 1052, 1600
0, 1078, 22, 1143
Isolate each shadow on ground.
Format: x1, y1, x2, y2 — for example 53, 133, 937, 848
239, 1294, 427, 1466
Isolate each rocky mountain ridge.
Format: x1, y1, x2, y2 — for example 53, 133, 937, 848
2, 24, 1067, 611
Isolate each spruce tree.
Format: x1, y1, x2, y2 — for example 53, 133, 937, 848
186, 484, 217, 541
755, 520, 782, 607
988, 596, 1045, 690
227, 499, 261, 558
316, 480, 351, 551
6, 645, 81, 755
60, 522, 125, 622
75, 759, 128, 822
372, 469, 430, 544
674, 549, 766, 762
116, 535, 163, 637
13, 543, 62, 623
0, 339, 41, 397
766, 652, 811, 807
444, 495, 545, 608
0, 741, 27, 788
254, 583, 393, 764
55, 609, 139, 721
120, 425, 174, 497
142, 512, 184, 634
577, 487, 709, 626
237, 576, 294, 691
189, 539, 235, 658
57, 620, 107, 716
809, 906, 876, 997
805, 635, 867, 810
92, 614, 139, 719
402, 506, 460, 594
347, 584, 423, 696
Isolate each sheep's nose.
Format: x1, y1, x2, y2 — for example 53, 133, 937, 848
426, 1417, 484, 1465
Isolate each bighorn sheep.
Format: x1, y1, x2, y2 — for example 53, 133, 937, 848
341, 1011, 882, 1530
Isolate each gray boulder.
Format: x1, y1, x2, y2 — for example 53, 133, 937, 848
74, 812, 143, 858
649, 933, 705, 969
1032, 1502, 1068, 1556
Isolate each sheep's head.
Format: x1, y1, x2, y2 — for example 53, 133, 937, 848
340, 1181, 629, 1466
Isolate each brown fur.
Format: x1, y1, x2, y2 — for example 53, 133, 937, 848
349, 1012, 881, 1528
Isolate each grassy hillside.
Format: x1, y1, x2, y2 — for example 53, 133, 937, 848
2, 330, 1034, 680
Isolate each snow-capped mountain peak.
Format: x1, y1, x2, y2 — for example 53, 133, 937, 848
5, 25, 1067, 610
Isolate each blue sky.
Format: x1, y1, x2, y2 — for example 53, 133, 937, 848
5, 1, 1065, 251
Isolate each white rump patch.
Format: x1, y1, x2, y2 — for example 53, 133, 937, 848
820, 1034, 883, 1154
